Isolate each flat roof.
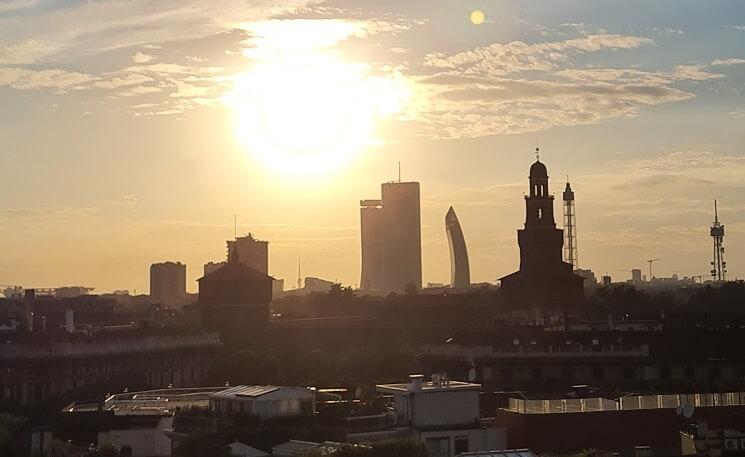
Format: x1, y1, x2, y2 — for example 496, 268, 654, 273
377, 380, 481, 394
458, 449, 536, 457
209, 385, 314, 400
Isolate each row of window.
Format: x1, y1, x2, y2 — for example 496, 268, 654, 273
480, 365, 734, 382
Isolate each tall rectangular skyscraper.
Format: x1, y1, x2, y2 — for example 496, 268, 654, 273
360, 199, 383, 290
360, 181, 422, 292
382, 182, 422, 292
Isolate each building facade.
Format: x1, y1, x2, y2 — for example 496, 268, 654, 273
445, 207, 470, 289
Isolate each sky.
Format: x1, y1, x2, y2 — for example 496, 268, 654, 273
1, 0, 744, 293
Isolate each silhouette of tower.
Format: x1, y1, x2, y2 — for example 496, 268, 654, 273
445, 206, 470, 288
562, 180, 578, 269
710, 200, 727, 282
500, 150, 584, 307
360, 199, 384, 290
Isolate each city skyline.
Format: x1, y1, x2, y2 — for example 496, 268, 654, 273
1, 0, 744, 292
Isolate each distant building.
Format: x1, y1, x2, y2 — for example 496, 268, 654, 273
204, 261, 227, 276
446, 206, 471, 289
374, 375, 504, 457
150, 262, 186, 306
575, 269, 597, 285
632, 268, 643, 284
198, 249, 273, 342
227, 233, 269, 274
360, 181, 422, 292
208, 385, 316, 419
54, 286, 94, 298
500, 156, 584, 308
304, 276, 335, 293
360, 199, 384, 290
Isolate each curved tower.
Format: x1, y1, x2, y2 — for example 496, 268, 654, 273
445, 206, 470, 288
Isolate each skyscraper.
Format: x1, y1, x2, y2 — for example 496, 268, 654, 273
445, 206, 470, 289
500, 153, 584, 307
227, 233, 269, 274
360, 199, 383, 290
150, 261, 187, 305
381, 181, 422, 292
360, 181, 422, 292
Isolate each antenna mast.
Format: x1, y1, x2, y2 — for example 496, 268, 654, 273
562, 179, 578, 269
710, 199, 727, 282
398, 161, 401, 183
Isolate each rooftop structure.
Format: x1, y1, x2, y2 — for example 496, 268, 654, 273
209, 385, 316, 419
375, 374, 504, 457
227, 233, 269, 274
149, 261, 187, 306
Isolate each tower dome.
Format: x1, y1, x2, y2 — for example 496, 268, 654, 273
529, 160, 548, 178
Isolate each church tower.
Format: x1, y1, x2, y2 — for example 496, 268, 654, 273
500, 149, 584, 308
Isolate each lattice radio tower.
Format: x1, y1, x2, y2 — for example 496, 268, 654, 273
562, 179, 578, 269
710, 199, 727, 282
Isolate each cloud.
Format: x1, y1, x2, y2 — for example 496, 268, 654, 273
406, 33, 745, 139
132, 52, 154, 64
104, 194, 139, 209
0, 67, 98, 90
424, 35, 653, 75
0, 0, 38, 14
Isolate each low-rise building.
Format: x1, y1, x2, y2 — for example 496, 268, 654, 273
208, 385, 316, 419
374, 375, 504, 457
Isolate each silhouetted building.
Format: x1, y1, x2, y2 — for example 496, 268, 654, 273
304, 276, 335, 293
360, 182, 421, 292
500, 156, 584, 307
360, 199, 383, 290
227, 233, 269, 274
198, 248, 273, 343
204, 261, 226, 277
632, 268, 643, 284
382, 182, 422, 292
150, 261, 186, 306
446, 206, 470, 289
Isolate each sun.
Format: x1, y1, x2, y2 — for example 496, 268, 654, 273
226, 20, 410, 178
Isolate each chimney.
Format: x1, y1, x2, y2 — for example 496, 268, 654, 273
408, 374, 423, 392
65, 307, 75, 334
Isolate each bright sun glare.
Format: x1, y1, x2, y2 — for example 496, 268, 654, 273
226, 20, 410, 177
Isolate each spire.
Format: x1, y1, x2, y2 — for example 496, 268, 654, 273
714, 199, 719, 224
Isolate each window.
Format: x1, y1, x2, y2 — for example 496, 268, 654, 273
455, 437, 469, 455
537, 208, 543, 220
426, 437, 450, 457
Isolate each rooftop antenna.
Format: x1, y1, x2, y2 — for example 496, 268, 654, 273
535, 138, 540, 161
234, 214, 237, 239
398, 161, 401, 183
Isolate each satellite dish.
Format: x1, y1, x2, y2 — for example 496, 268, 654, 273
467, 367, 476, 382
683, 404, 695, 418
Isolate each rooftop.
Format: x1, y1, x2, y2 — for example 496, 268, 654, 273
209, 385, 313, 400
64, 387, 224, 416
377, 379, 481, 394
458, 449, 537, 457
